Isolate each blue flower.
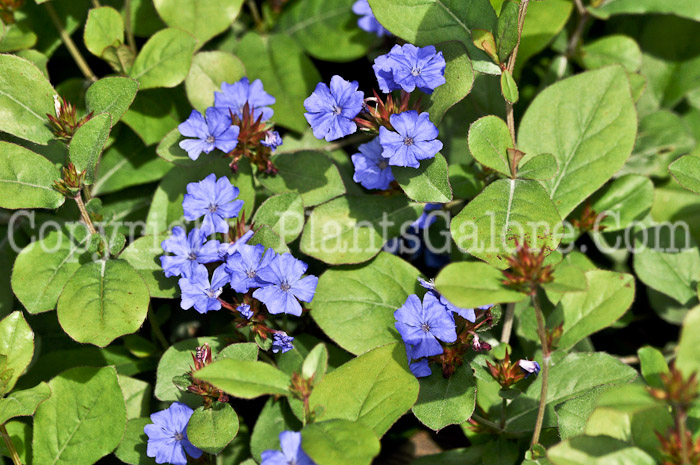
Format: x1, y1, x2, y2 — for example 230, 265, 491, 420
271, 332, 294, 354
379, 111, 443, 168
417, 277, 476, 323
214, 77, 276, 121
352, 0, 391, 37
373, 44, 446, 94
261, 431, 316, 465
144, 402, 202, 465
253, 254, 319, 317
518, 359, 541, 377
261, 130, 283, 151
178, 264, 229, 314
183, 174, 244, 236
178, 107, 240, 161
351, 137, 395, 190
394, 293, 457, 359
225, 244, 276, 293
304, 75, 364, 142
160, 227, 220, 278
217, 229, 255, 260
236, 304, 253, 319
412, 203, 443, 230
405, 343, 432, 378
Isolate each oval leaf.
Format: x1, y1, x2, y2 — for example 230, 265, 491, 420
0, 142, 64, 209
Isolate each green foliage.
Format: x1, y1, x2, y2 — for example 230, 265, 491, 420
153, 0, 243, 47
187, 402, 239, 454
412, 363, 476, 431
393, 153, 452, 203
0, 382, 51, 424
301, 420, 381, 465
252, 192, 305, 243
435, 261, 526, 308
0, 141, 64, 209
185, 51, 246, 112
69, 113, 111, 184
669, 155, 700, 195
83, 7, 124, 58
0, 311, 34, 395
195, 359, 292, 399
85, 77, 139, 127
129, 28, 197, 90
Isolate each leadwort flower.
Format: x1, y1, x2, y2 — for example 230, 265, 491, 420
144, 402, 202, 465
351, 137, 395, 190
183, 174, 244, 236
373, 44, 446, 94
261, 431, 316, 465
225, 244, 276, 293
236, 304, 253, 319
271, 331, 294, 354
178, 264, 229, 314
518, 359, 541, 377
178, 107, 240, 161
394, 293, 457, 359
253, 254, 319, 317
352, 0, 391, 37
214, 77, 276, 121
304, 75, 364, 142
417, 277, 477, 323
160, 227, 220, 278
379, 111, 442, 168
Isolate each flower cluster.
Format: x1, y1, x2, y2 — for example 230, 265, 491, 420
144, 402, 202, 465
261, 431, 316, 465
394, 278, 494, 378
303, 43, 445, 191
178, 77, 282, 173
352, 0, 390, 37
160, 173, 318, 350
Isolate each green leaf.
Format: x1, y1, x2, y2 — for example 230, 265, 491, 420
0, 54, 56, 144
83, 6, 124, 57
676, 306, 700, 379
11, 226, 91, 314
506, 352, 638, 432
548, 436, 656, 465
85, 76, 139, 127
258, 151, 345, 207
33, 366, 127, 465
114, 417, 150, 465
252, 192, 305, 243
69, 113, 111, 185
122, 88, 189, 145
309, 343, 419, 436
518, 66, 637, 218
0, 421, 31, 464
0, 311, 34, 395
472, 29, 499, 64
56, 259, 150, 347
669, 155, 700, 195
250, 399, 301, 461
548, 271, 635, 351
435, 261, 527, 308
0, 141, 64, 209
187, 402, 239, 454
153, 0, 243, 47
637, 346, 669, 389
496, 0, 519, 62
394, 153, 452, 203
310, 252, 420, 355
302, 343, 329, 385
500, 69, 518, 104
117, 375, 151, 420
541, 263, 588, 294
194, 359, 292, 399
589, 175, 654, 232
248, 225, 291, 254
580, 35, 642, 73
156, 127, 194, 166
120, 234, 178, 299
517, 153, 557, 181
633, 227, 700, 306
236, 32, 321, 133
425, 42, 474, 125
301, 420, 381, 465
0, 382, 51, 424
0, 18, 37, 53
278, 0, 376, 62
514, 0, 573, 74
185, 51, 246, 112
301, 194, 422, 265
468, 115, 513, 176
412, 363, 476, 431
129, 27, 197, 90
450, 178, 563, 268
592, 0, 700, 22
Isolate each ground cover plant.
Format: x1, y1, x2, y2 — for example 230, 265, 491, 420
2, 0, 700, 464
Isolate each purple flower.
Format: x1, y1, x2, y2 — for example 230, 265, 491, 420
379, 111, 442, 168
225, 244, 276, 293
394, 293, 457, 359
351, 137, 395, 190
261, 431, 316, 465
261, 130, 283, 151
412, 203, 443, 230
214, 77, 276, 121
183, 174, 244, 236
178, 264, 229, 314
178, 108, 240, 161
271, 332, 294, 354
236, 304, 253, 319
410, 358, 432, 378
373, 44, 446, 94
160, 227, 220, 278
217, 229, 255, 260
417, 277, 476, 323
519, 359, 541, 377
304, 75, 364, 142
352, 0, 391, 37
253, 254, 319, 317
144, 402, 202, 465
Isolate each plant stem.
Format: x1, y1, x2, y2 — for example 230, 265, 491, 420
500, 397, 508, 429
124, 0, 137, 51
677, 408, 691, 465
91, 0, 101, 7
148, 307, 169, 350
472, 414, 503, 432
45, 3, 97, 82
246, 0, 262, 29
531, 293, 550, 447
500, 302, 516, 343
504, 0, 530, 145
0, 424, 22, 465
74, 194, 97, 235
